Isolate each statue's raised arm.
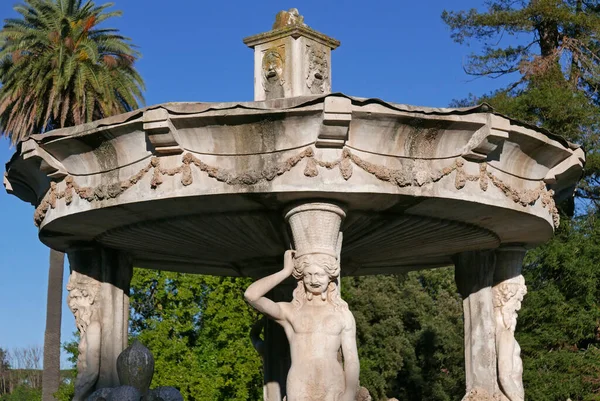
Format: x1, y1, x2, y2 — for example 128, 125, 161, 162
244, 250, 295, 324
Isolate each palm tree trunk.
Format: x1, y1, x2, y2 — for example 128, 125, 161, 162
42, 249, 64, 401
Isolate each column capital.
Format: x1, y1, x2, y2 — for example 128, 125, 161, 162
494, 246, 527, 285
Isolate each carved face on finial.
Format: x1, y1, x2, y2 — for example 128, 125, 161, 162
262, 49, 284, 94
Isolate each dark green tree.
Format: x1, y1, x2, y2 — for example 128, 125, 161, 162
343, 267, 465, 401
519, 215, 600, 400
129, 269, 263, 401
0, 348, 9, 395
0, 386, 41, 401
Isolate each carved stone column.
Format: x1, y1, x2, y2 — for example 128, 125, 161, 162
454, 250, 499, 400
493, 246, 527, 401
67, 246, 133, 400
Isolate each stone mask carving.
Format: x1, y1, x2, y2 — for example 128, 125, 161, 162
493, 275, 527, 332
67, 271, 101, 333
306, 46, 329, 94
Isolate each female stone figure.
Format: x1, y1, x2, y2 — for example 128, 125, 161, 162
493, 275, 527, 401
67, 271, 102, 401
244, 249, 359, 401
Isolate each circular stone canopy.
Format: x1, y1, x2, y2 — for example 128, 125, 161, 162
4, 94, 584, 277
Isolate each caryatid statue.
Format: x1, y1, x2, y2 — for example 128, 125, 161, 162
66, 270, 102, 401
493, 275, 527, 401
245, 202, 359, 401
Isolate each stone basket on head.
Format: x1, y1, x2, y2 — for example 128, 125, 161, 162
284, 202, 345, 260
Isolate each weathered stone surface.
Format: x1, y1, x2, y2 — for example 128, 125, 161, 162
85, 387, 113, 401
146, 387, 184, 401
272, 8, 305, 29
117, 340, 154, 395
355, 386, 372, 401
104, 386, 141, 401
461, 387, 502, 401
454, 251, 499, 399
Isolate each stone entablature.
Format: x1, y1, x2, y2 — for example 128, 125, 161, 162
4, 94, 584, 277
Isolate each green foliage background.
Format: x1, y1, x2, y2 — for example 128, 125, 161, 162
128, 270, 263, 401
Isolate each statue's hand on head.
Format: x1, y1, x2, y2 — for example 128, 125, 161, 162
282, 249, 295, 276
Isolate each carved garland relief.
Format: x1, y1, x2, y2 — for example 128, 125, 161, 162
33, 146, 559, 228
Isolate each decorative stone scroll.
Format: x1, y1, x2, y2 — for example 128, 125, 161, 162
33, 147, 558, 228
244, 202, 359, 401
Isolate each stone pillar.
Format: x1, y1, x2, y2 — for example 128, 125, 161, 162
67, 246, 133, 400
493, 246, 527, 401
454, 250, 499, 400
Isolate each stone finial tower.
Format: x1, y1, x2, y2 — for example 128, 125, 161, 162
243, 8, 340, 101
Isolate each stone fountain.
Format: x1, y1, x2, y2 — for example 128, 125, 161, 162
4, 8, 584, 401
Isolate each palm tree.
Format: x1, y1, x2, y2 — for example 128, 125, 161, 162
0, 2, 145, 400
0, 0, 145, 144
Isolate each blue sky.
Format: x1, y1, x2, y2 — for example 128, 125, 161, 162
0, 0, 518, 367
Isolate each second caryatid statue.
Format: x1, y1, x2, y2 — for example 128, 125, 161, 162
245, 202, 359, 401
